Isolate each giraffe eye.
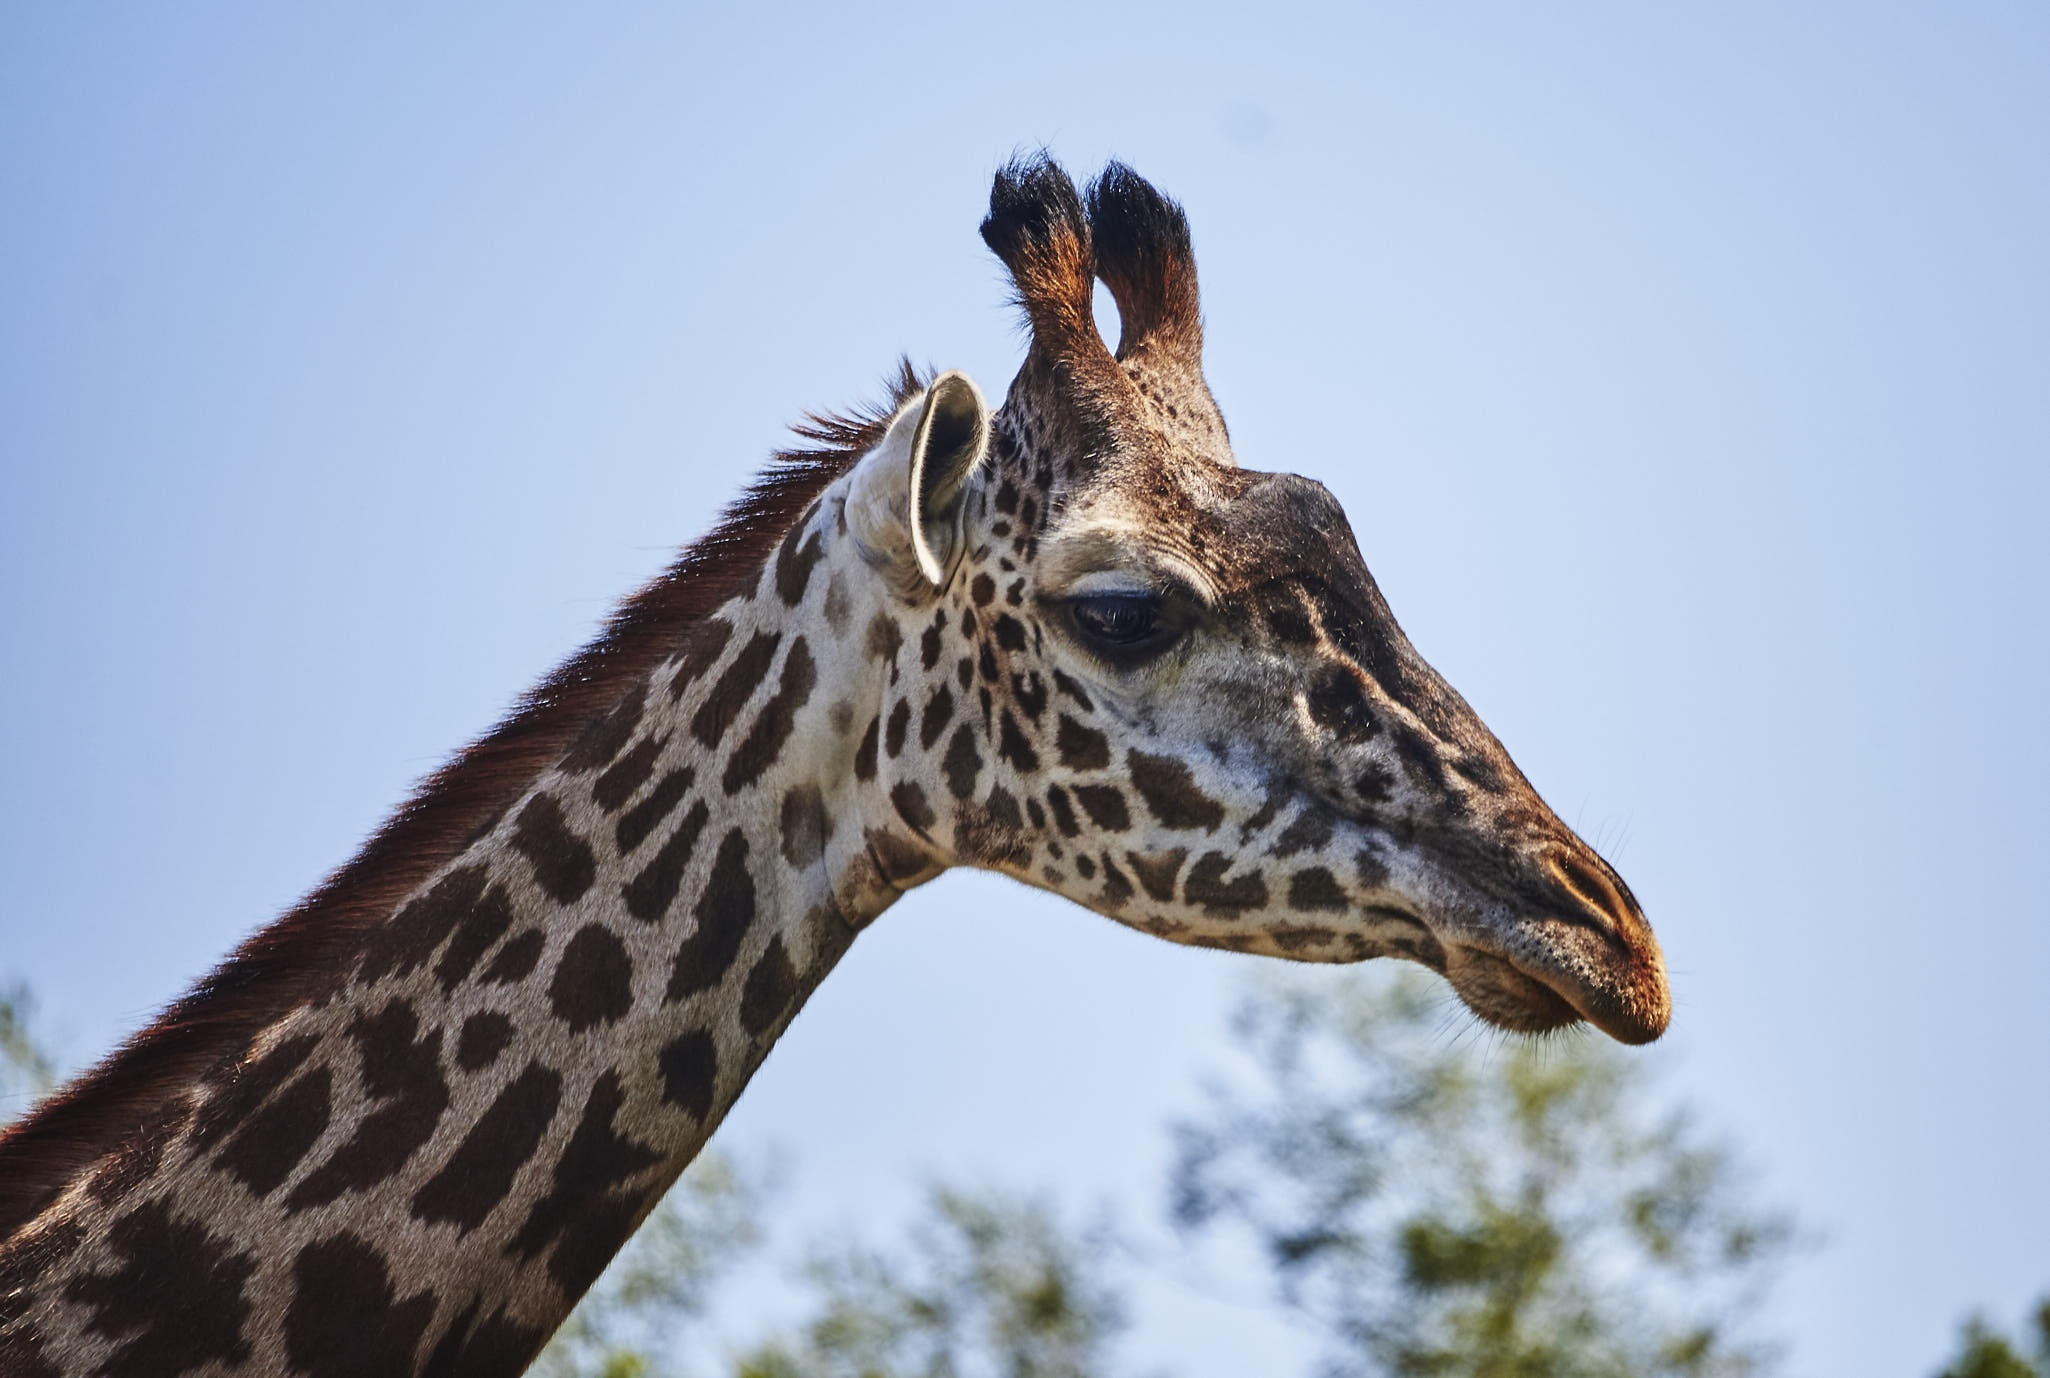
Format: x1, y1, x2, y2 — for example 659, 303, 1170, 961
1068, 593, 1178, 662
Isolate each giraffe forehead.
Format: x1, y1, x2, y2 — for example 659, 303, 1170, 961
1037, 462, 1375, 608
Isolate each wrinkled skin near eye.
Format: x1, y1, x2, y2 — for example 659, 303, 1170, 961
1063, 592, 1185, 665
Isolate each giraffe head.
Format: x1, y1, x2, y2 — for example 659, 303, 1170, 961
839, 158, 1668, 1045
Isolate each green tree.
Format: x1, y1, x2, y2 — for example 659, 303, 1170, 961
1170, 969, 1794, 1378
1, 980, 57, 1124
735, 1186, 1134, 1378
1932, 1299, 2050, 1378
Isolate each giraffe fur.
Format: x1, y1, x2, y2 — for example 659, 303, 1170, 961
0, 157, 1668, 1377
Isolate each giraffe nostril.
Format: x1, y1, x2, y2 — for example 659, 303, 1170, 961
1550, 852, 1634, 930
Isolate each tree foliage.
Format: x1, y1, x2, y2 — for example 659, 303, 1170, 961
1170, 970, 1794, 1378
734, 1187, 1132, 1378
542, 1179, 1133, 1378
0, 981, 56, 1116
1932, 1300, 2050, 1378
1, 979, 59, 1161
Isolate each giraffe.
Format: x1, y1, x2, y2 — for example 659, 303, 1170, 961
0, 158, 1668, 1377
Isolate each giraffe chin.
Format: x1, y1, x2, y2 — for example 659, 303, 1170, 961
1442, 945, 1588, 1038
1443, 943, 1668, 1045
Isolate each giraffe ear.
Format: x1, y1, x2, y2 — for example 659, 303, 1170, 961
846, 370, 991, 595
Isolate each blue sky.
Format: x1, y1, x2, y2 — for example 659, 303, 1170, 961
3, 4, 2045, 1373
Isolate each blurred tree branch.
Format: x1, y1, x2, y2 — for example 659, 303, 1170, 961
1169, 969, 1797, 1378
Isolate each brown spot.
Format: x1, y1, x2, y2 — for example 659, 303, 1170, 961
824, 571, 852, 632
659, 1029, 717, 1121
544, 1192, 650, 1302
410, 1061, 563, 1232
1046, 785, 1081, 837
993, 614, 1027, 652
723, 636, 817, 794
865, 612, 903, 671
1270, 924, 1340, 952
1127, 751, 1225, 832
1287, 867, 1349, 913
919, 686, 956, 751
284, 1233, 437, 1378
854, 715, 880, 781
510, 1070, 661, 1290
215, 1065, 332, 1199
623, 799, 711, 923
192, 1032, 320, 1149
1270, 810, 1334, 858
892, 781, 937, 834
666, 829, 756, 1002
942, 724, 983, 799
921, 610, 947, 670
481, 929, 544, 984
456, 1012, 515, 1071
511, 793, 597, 904
592, 733, 668, 813
1124, 849, 1188, 902
971, 572, 997, 606
1235, 785, 1286, 843
1355, 845, 1391, 889
740, 936, 800, 1037
560, 678, 648, 773
1055, 715, 1109, 770
692, 630, 781, 748
1099, 856, 1134, 906
1184, 852, 1269, 917
434, 882, 515, 993
356, 865, 491, 987
885, 697, 912, 758
1306, 667, 1378, 744
616, 766, 694, 854
997, 710, 1039, 772
549, 924, 634, 1032
1355, 764, 1395, 803
422, 1301, 548, 1377
779, 782, 834, 868
1265, 597, 1316, 645
1051, 669, 1094, 711
288, 1001, 448, 1211
1073, 784, 1131, 831
1075, 852, 1097, 879
61, 1202, 255, 1374
985, 785, 1025, 831
1012, 670, 1048, 720
668, 618, 735, 700
775, 521, 825, 606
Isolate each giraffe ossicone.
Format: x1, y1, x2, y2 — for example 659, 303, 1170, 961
0, 157, 1668, 1377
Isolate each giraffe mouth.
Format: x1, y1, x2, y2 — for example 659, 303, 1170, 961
1440, 936, 1669, 1045
1442, 945, 1584, 1036
1343, 895, 1602, 1038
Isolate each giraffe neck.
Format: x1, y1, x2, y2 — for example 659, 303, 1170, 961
0, 481, 916, 1377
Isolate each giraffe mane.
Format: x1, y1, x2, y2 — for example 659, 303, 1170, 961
0, 360, 929, 1244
